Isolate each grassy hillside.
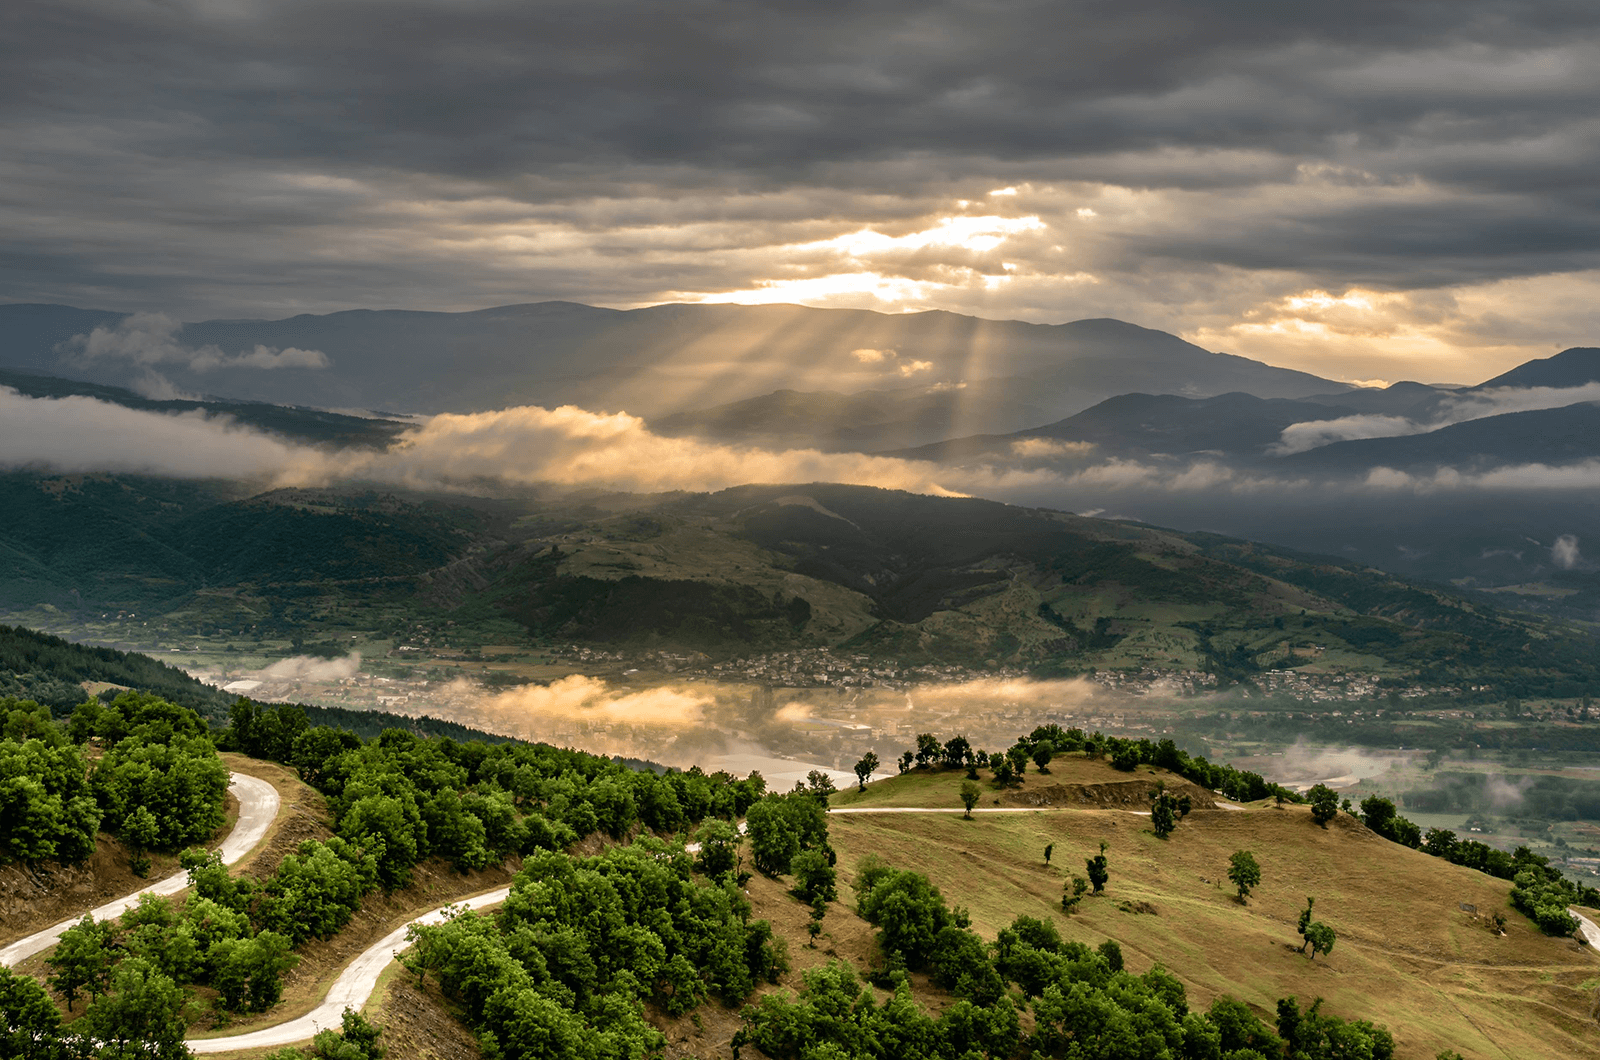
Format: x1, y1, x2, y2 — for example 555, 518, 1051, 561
819, 759, 1600, 1060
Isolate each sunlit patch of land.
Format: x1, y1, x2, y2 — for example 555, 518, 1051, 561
827, 759, 1600, 1060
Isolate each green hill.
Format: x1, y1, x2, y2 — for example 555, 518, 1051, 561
438, 484, 1600, 695
814, 758, 1600, 1060
3, 476, 1597, 696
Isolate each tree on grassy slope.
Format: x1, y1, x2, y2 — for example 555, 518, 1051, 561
1228, 850, 1261, 903
1150, 789, 1178, 839
1308, 784, 1339, 827
853, 752, 878, 792
960, 780, 981, 818
1086, 842, 1109, 895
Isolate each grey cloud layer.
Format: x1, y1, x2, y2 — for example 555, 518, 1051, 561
5, 388, 1599, 507
6, 0, 1600, 375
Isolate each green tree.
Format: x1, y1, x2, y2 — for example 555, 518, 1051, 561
852, 752, 879, 792
1276, 996, 1392, 1058
81, 957, 189, 1060
1043, 843, 1053, 866
257, 838, 375, 945
123, 803, 160, 877
182, 846, 255, 913
1297, 896, 1316, 943
897, 750, 913, 774
1303, 921, 1336, 959
854, 865, 955, 969
1005, 745, 1030, 777
341, 793, 424, 889
214, 930, 299, 1011
1150, 790, 1177, 839
914, 733, 942, 768
0, 965, 62, 1057
1228, 850, 1262, 903
791, 848, 837, 905
1097, 939, 1123, 972
1031, 742, 1054, 773
1061, 875, 1088, 913
0, 737, 99, 864
1208, 996, 1279, 1056
693, 819, 740, 878
959, 780, 981, 818
46, 914, 113, 1011
1086, 842, 1109, 894
317, 1007, 386, 1059
90, 720, 229, 849
803, 770, 836, 804
1308, 784, 1339, 827
745, 792, 827, 876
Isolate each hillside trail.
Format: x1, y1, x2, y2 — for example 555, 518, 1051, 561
187, 886, 513, 1053
181, 802, 1241, 1050
0, 772, 279, 969
191, 822, 760, 1051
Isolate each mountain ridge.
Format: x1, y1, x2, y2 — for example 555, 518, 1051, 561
0, 300, 1346, 426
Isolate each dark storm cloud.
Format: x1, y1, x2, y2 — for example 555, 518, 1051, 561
11, 1, 1597, 180
6, 0, 1600, 376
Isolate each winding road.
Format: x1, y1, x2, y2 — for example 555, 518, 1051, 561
188, 887, 512, 1053
0, 772, 279, 970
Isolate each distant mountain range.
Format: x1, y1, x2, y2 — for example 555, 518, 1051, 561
0, 301, 1343, 433
4, 301, 1598, 624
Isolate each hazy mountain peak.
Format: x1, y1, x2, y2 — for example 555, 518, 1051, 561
1475, 347, 1600, 390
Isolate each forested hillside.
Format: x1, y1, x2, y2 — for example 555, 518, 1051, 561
0, 623, 516, 742
4, 683, 1597, 1059
5, 475, 1598, 696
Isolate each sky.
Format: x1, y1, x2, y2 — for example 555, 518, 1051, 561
6, 1, 1600, 383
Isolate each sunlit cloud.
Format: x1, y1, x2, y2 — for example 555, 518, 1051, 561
689, 271, 943, 309
800, 214, 1045, 256
679, 208, 1053, 311
1011, 438, 1096, 459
